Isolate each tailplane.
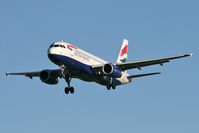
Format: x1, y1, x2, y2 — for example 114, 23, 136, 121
127, 72, 161, 80
117, 39, 128, 64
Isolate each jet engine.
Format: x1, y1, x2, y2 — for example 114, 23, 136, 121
102, 63, 122, 78
39, 70, 59, 85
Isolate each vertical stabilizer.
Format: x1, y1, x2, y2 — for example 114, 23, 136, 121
117, 39, 128, 64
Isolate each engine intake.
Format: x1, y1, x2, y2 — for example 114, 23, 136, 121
40, 70, 59, 85
102, 63, 122, 78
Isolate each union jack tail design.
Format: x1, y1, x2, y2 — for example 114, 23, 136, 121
117, 39, 128, 64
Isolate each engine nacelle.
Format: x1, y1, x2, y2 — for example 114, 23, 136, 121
102, 63, 122, 78
39, 70, 59, 85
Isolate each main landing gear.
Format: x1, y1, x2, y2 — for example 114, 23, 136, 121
106, 83, 116, 90
64, 76, 75, 94
106, 77, 116, 90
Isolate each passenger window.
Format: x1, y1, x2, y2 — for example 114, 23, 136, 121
54, 45, 59, 47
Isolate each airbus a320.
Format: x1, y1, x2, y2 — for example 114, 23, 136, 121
6, 39, 192, 94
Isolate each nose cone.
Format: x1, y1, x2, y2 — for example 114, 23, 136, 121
48, 47, 58, 64
48, 50, 59, 65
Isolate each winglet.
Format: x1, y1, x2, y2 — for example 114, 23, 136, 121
6, 72, 9, 76
184, 53, 193, 57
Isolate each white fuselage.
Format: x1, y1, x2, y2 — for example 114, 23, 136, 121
48, 41, 130, 86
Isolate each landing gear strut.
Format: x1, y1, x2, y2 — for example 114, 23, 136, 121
64, 76, 75, 94
59, 65, 75, 95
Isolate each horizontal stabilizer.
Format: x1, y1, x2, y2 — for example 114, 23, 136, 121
128, 72, 161, 79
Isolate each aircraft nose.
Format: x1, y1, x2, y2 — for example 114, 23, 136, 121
48, 47, 56, 55
48, 46, 57, 62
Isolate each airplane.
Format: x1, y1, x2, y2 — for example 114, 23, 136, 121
6, 39, 192, 94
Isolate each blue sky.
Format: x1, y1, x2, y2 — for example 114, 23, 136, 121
0, 0, 198, 133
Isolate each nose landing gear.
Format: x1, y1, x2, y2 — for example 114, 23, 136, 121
59, 65, 75, 95
64, 76, 75, 94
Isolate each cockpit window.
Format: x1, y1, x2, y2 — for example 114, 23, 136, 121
50, 44, 66, 48
60, 45, 66, 48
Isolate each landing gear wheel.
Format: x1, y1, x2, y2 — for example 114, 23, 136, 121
64, 76, 75, 94
107, 84, 111, 90
64, 87, 75, 94
70, 87, 74, 94
106, 84, 116, 90
65, 87, 70, 94
112, 84, 116, 90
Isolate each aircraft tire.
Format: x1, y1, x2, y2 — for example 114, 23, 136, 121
112, 84, 116, 89
107, 84, 111, 90
65, 87, 70, 94
70, 87, 75, 94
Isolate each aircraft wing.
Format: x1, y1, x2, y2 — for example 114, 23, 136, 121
6, 69, 61, 79
6, 71, 41, 79
116, 54, 192, 71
